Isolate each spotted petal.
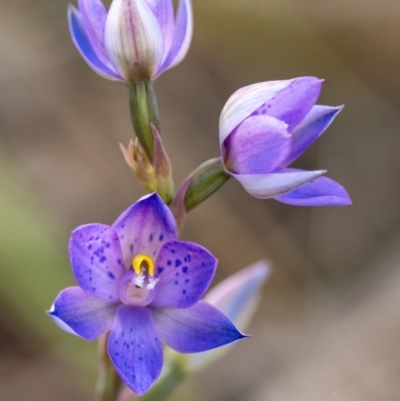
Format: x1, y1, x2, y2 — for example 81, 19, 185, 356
187, 261, 271, 372
151, 241, 217, 308
274, 174, 351, 206
112, 193, 178, 269
223, 115, 291, 174
152, 301, 246, 353
69, 224, 125, 301
68, 5, 121, 81
48, 287, 116, 340
205, 261, 271, 328
251, 77, 322, 131
157, 0, 193, 76
285, 105, 343, 166
108, 306, 163, 395
232, 169, 326, 199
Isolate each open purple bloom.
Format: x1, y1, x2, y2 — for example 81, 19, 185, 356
48, 193, 245, 395
220, 77, 351, 206
68, 0, 193, 82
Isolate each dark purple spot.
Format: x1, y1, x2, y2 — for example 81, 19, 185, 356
158, 267, 164, 274
159, 234, 164, 241
182, 289, 187, 295
182, 266, 188, 273
99, 256, 106, 263
130, 244, 134, 253
167, 260, 172, 266
95, 236, 100, 240
186, 254, 192, 262
185, 279, 190, 284
149, 233, 153, 242
117, 259, 122, 266
175, 259, 182, 267
175, 272, 179, 277
87, 244, 92, 250
174, 281, 178, 285
108, 272, 115, 279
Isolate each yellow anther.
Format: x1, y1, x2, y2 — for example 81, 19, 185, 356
132, 254, 155, 277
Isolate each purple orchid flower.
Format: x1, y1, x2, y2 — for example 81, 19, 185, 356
48, 193, 245, 395
68, 0, 193, 82
220, 77, 351, 206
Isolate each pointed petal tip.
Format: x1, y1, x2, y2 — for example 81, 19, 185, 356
275, 174, 352, 207
67, 3, 79, 21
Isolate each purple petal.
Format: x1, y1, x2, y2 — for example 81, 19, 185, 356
186, 261, 270, 372
156, 0, 193, 76
232, 169, 326, 198
220, 79, 299, 146
252, 77, 322, 131
151, 241, 217, 308
205, 261, 271, 328
69, 224, 125, 302
274, 174, 351, 206
112, 193, 178, 268
285, 105, 343, 166
152, 301, 247, 353
223, 115, 291, 174
104, 0, 164, 81
145, 0, 175, 61
48, 287, 116, 340
108, 305, 163, 395
77, 0, 109, 66
68, 5, 121, 81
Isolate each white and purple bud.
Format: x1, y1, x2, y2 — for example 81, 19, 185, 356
220, 77, 352, 206
69, 0, 193, 82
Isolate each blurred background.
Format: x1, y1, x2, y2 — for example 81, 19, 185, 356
1, 0, 400, 400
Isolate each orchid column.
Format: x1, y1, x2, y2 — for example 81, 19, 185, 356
69, 0, 193, 202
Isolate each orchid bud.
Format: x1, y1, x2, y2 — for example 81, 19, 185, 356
68, 0, 193, 83
220, 77, 351, 206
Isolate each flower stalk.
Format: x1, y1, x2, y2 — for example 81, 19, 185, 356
182, 157, 230, 212
95, 333, 124, 401
129, 81, 160, 161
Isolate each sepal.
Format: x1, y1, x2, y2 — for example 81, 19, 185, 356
120, 139, 157, 193
171, 158, 230, 229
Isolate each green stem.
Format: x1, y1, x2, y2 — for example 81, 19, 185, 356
95, 334, 123, 401
184, 157, 231, 211
129, 81, 160, 161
